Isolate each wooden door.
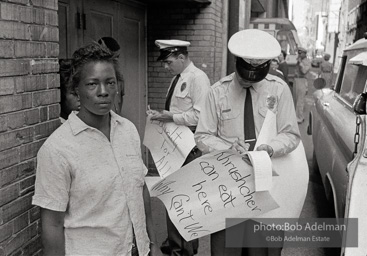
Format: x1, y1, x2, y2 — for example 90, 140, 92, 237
118, 1, 147, 156
82, 0, 118, 44
58, 0, 82, 58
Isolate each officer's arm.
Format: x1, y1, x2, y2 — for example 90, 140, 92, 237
195, 89, 232, 153
268, 84, 301, 157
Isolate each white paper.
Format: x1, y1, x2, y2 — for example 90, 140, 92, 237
246, 151, 272, 191
143, 115, 196, 178
254, 109, 277, 149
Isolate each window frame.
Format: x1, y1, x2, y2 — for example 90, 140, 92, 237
337, 49, 367, 107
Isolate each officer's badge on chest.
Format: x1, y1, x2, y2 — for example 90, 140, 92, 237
180, 82, 187, 92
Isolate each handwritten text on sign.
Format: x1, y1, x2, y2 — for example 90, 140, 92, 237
150, 150, 279, 241
143, 116, 196, 178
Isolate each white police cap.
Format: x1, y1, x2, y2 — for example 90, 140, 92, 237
228, 29, 281, 62
155, 39, 190, 61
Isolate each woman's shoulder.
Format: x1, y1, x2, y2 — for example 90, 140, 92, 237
111, 112, 139, 133
38, 121, 75, 157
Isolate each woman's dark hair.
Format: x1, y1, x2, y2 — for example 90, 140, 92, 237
69, 42, 123, 91
59, 59, 73, 101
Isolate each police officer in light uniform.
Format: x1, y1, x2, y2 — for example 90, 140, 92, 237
294, 46, 311, 123
319, 53, 333, 88
195, 29, 301, 256
149, 39, 211, 256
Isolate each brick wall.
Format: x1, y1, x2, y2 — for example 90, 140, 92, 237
146, 0, 225, 171
0, 0, 59, 255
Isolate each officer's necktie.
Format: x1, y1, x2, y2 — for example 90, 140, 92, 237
244, 87, 256, 150
165, 74, 180, 111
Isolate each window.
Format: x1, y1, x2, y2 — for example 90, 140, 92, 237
334, 56, 347, 93
339, 50, 367, 105
277, 31, 297, 56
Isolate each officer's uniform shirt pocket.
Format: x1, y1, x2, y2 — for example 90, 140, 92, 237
171, 79, 192, 113
218, 99, 242, 141
258, 106, 268, 118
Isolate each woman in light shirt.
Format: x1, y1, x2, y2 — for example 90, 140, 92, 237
33, 42, 159, 256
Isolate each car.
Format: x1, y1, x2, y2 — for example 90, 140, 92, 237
308, 33, 367, 255
311, 55, 323, 67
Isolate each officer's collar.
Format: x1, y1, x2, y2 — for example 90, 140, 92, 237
233, 73, 261, 93
180, 61, 194, 79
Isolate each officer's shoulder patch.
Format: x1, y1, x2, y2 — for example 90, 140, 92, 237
212, 74, 233, 90
265, 74, 287, 87
221, 73, 235, 83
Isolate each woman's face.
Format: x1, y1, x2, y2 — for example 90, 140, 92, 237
76, 61, 117, 118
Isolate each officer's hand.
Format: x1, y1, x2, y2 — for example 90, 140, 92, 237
230, 139, 250, 154
150, 110, 174, 122
256, 144, 274, 157
240, 154, 252, 166
146, 109, 160, 116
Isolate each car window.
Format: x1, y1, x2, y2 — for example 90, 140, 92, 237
339, 50, 367, 105
334, 56, 347, 93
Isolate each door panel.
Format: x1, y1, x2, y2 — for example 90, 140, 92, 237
89, 12, 113, 38
83, 0, 118, 43
314, 91, 353, 217
58, 0, 82, 58
118, 1, 147, 159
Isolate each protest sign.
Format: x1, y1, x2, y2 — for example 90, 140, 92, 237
149, 109, 309, 240
150, 150, 279, 241
143, 115, 196, 178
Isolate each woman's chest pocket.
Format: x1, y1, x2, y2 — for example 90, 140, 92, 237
120, 154, 145, 186
71, 155, 120, 197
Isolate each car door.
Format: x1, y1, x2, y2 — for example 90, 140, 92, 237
343, 50, 367, 256
312, 88, 353, 218
312, 49, 366, 218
